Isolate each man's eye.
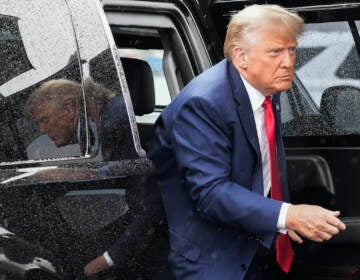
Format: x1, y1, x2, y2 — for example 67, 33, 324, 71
269, 49, 280, 55
289, 47, 296, 54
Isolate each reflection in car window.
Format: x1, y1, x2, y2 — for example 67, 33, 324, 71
296, 22, 360, 106
0, 14, 33, 86
0, 0, 80, 97
295, 47, 325, 70
69, 0, 139, 159
0, 0, 83, 163
336, 46, 360, 80
279, 92, 293, 124
282, 20, 360, 137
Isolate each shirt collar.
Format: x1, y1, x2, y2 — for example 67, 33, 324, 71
239, 74, 266, 113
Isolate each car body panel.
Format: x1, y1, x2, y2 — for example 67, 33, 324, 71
1, 0, 360, 279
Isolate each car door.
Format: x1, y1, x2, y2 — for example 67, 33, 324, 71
210, 1, 360, 279
0, 0, 162, 279
279, 4, 360, 279
102, 0, 214, 152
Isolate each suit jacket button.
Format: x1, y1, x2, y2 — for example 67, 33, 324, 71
217, 227, 222, 232
240, 263, 247, 271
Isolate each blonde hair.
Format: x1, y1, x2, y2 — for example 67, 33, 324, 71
223, 4, 304, 60
25, 79, 82, 116
26, 78, 116, 116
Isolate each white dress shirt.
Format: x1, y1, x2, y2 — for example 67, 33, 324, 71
103, 251, 114, 266
240, 75, 289, 233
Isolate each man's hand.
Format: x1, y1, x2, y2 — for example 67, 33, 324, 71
288, 229, 303, 244
84, 255, 109, 276
286, 204, 346, 242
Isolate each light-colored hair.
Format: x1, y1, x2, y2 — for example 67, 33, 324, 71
26, 78, 116, 116
26, 79, 82, 116
223, 4, 304, 60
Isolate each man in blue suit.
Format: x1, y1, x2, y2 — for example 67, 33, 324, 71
149, 4, 346, 280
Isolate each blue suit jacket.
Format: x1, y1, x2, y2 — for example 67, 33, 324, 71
99, 95, 137, 160
149, 59, 290, 279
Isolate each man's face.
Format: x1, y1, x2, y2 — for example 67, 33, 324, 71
32, 101, 77, 147
234, 25, 297, 95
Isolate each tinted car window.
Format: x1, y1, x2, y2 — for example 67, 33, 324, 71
68, 0, 140, 159
0, 0, 83, 163
296, 22, 360, 106
281, 20, 360, 137
0, 0, 140, 165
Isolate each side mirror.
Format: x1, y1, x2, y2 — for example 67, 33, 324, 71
320, 86, 360, 134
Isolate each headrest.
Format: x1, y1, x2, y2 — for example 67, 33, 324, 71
120, 57, 155, 116
320, 86, 360, 134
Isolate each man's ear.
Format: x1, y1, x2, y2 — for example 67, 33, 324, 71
233, 46, 247, 69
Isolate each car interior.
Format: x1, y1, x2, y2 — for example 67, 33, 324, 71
110, 25, 189, 151
120, 57, 156, 151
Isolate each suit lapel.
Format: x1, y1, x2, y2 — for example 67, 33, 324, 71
227, 60, 289, 199
227, 60, 261, 160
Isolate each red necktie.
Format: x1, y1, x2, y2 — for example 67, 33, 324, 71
262, 96, 294, 273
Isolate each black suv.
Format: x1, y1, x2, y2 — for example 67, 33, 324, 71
0, 0, 359, 279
